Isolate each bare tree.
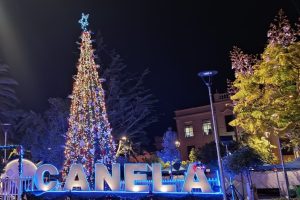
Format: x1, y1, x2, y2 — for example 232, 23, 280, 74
96, 33, 157, 146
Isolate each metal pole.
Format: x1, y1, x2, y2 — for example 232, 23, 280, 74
2, 123, 11, 163
17, 145, 23, 200
226, 144, 235, 200
277, 137, 290, 199
275, 169, 282, 197
4, 129, 7, 162
170, 161, 173, 180
207, 84, 227, 200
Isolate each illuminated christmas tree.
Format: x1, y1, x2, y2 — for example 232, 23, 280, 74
62, 13, 116, 182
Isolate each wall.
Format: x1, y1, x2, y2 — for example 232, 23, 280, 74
174, 93, 235, 160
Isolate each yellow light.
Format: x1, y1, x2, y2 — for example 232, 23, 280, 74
132, 186, 140, 192
160, 186, 168, 192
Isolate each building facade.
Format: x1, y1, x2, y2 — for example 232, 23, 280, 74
175, 93, 236, 160
174, 92, 297, 162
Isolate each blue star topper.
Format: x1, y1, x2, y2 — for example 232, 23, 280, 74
79, 13, 89, 31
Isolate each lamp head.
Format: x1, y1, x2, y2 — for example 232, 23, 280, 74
1, 123, 11, 132
175, 140, 180, 148
198, 70, 218, 77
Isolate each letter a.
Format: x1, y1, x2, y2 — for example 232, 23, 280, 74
182, 164, 212, 193
64, 164, 90, 190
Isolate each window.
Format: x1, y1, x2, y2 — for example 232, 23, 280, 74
184, 124, 194, 138
202, 120, 212, 135
225, 115, 235, 132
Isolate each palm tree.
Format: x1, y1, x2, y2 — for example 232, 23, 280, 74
0, 61, 18, 121
0, 60, 18, 149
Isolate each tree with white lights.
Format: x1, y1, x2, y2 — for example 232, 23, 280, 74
62, 13, 116, 183
157, 128, 180, 179
157, 128, 180, 163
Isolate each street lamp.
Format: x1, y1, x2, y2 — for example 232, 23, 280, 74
198, 70, 226, 200
169, 140, 181, 180
1, 123, 11, 163
175, 140, 180, 148
276, 137, 290, 199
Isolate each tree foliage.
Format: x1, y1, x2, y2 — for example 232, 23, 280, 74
197, 141, 228, 169
6, 98, 69, 169
157, 128, 180, 163
96, 33, 157, 146
223, 146, 263, 176
0, 61, 18, 121
189, 148, 198, 162
229, 10, 300, 147
241, 134, 277, 164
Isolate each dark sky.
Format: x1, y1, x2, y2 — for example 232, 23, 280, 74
0, 1, 299, 144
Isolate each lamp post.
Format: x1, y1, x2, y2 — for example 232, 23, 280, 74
170, 140, 180, 180
198, 70, 226, 200
116, 136, 127, 157
277, 137, 290, 199
1, 123, 11, 163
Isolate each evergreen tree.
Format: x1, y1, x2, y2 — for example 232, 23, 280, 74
189, 148, 198, 162
6, 98, 69, 168
62, 14, 116, 182
38, 98, 69, 168
157, 128, 180, 163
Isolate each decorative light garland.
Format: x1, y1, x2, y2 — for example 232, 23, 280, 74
62, 13, 116, 184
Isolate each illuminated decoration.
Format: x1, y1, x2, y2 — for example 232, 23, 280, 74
182, 164, 212, 192
78, 13, 89, 31
64, 164, 90, 191
31, 163, 217, 193
0, 145, 25, 199
152, 163, 176, 192
21, 163, 223, 199
62, 13, 116, 183
95, 163, 120, 191
124, 163, 149, 192
1, 158, 36, 179
34, 164, 59, 191
0, 145, 24, 178
18, 12, 222, 200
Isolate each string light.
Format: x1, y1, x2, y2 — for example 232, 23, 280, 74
62, 14, 116, 184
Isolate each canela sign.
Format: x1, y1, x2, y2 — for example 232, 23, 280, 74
34, 163, 214, 193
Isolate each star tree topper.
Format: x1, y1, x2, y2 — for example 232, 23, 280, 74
79, 13, 89, 31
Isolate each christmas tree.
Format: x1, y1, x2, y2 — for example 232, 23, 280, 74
62, 13, 116, 183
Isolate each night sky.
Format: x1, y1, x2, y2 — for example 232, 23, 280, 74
0, 1, 299, 143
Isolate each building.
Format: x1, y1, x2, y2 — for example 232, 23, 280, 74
174, 93, 235, 160
174, 92, 298, 162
